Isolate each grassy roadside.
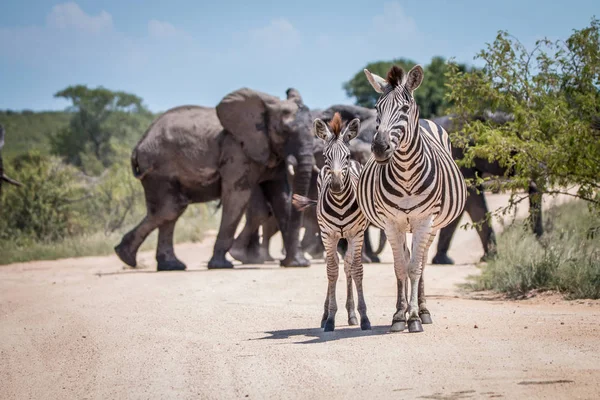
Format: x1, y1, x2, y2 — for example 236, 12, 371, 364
0, 204, 219, 265
467, 201, 600, 299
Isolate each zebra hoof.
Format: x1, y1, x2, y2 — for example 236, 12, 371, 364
348, 316, 359, 326
361, 317, 372, 331
320, 318, 327, 329
390, 321, 406, 332
324, 319, 335, 332
408, 319, 424, 333
419, 312, 433, 324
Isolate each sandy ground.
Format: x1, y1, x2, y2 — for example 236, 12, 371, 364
1, 193, 599, 400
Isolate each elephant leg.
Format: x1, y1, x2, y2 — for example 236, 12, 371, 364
361, 228, 377, 263
156, 216, 187, 271
230, 187, 271, 264
301, 212, 324, 260
432, 215, 461, 265
464, 185, 496, 262
115, 178, 187, 269
208, 188, 252, 269
528, 182, 543, 237
261, 177, 310, 267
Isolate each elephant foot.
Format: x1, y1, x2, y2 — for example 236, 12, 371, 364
114, 242, 137, 267
259, 248, 275, 262
157, 257, 187, 272
432, 252, 454, 265
365, 253, 380, 263
280, 253, 310, 268
228, 244, 249, 263
207, 256, 234, 269
480, 251, 497, 263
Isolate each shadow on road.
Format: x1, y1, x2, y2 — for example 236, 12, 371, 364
95, 265, 283, 277
256, 325, 391, 344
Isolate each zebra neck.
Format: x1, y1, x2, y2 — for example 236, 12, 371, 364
390, 122, 431, 181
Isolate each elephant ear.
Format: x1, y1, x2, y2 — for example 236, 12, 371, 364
216, 88, 279, 166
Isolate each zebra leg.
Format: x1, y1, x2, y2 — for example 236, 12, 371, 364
406, 217, 434, 333
343, 239, 358, 326
322, 234, 340, 332
418, 233, 436, 325
349, 230, 371, 330
386, 223, 410, 332
321, 284, 330, 328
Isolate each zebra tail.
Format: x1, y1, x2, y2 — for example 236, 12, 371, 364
292, 194, 317, 212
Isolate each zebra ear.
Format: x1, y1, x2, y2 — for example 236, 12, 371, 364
313, 118, 331, 141
364, 69, 388, 94
343, 118, 361, 142
406, 65, 424, 93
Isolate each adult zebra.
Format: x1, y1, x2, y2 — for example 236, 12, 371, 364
357, 65, 467, 333
293, 113, 371, 332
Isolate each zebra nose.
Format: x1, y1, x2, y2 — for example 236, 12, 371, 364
372, 140, 390, 154
331, 170, 343, 192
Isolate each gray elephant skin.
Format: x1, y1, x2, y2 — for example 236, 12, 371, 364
231, 105, 386, 264
114, 88, 315, 270
0, 125, 22, 197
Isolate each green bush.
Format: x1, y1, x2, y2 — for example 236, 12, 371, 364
0, 152, 88, 241
0, 151, 219, 265
470, 201, 600, 299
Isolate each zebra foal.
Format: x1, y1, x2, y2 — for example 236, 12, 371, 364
357, 65, 467, 333
293, 113, 371, 332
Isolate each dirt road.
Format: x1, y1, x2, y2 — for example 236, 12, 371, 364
1, 193, 599, 399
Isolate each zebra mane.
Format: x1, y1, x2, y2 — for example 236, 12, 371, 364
328, 112, 343, 137
386, 66, 405, 88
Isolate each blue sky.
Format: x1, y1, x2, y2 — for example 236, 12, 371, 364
1, 0, 598, 112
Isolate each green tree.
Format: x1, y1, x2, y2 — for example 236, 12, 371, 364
51, 85, 153, 173
446, 18, 600, 211
343, 56, 470, 118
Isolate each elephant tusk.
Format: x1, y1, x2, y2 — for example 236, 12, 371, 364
287, 164, 295, 177
312, 165, 320, 173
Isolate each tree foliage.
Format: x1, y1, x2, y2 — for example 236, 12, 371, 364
446, 18, 600, 209
0, 110, 71, 160
51, 85, 154, 174
343, 56, 470, 118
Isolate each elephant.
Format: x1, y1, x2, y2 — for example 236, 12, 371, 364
0, 125, 22, 197
229, 137, 324, 264
114, 87, 315, 271
430, 112, 543, 264
230, 105, 387, 264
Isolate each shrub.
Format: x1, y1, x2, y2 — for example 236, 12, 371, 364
470, 201, 600, 299
0, 152, 88, 242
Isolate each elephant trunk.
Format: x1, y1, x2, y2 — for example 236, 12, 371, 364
284, 153, 314, 258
